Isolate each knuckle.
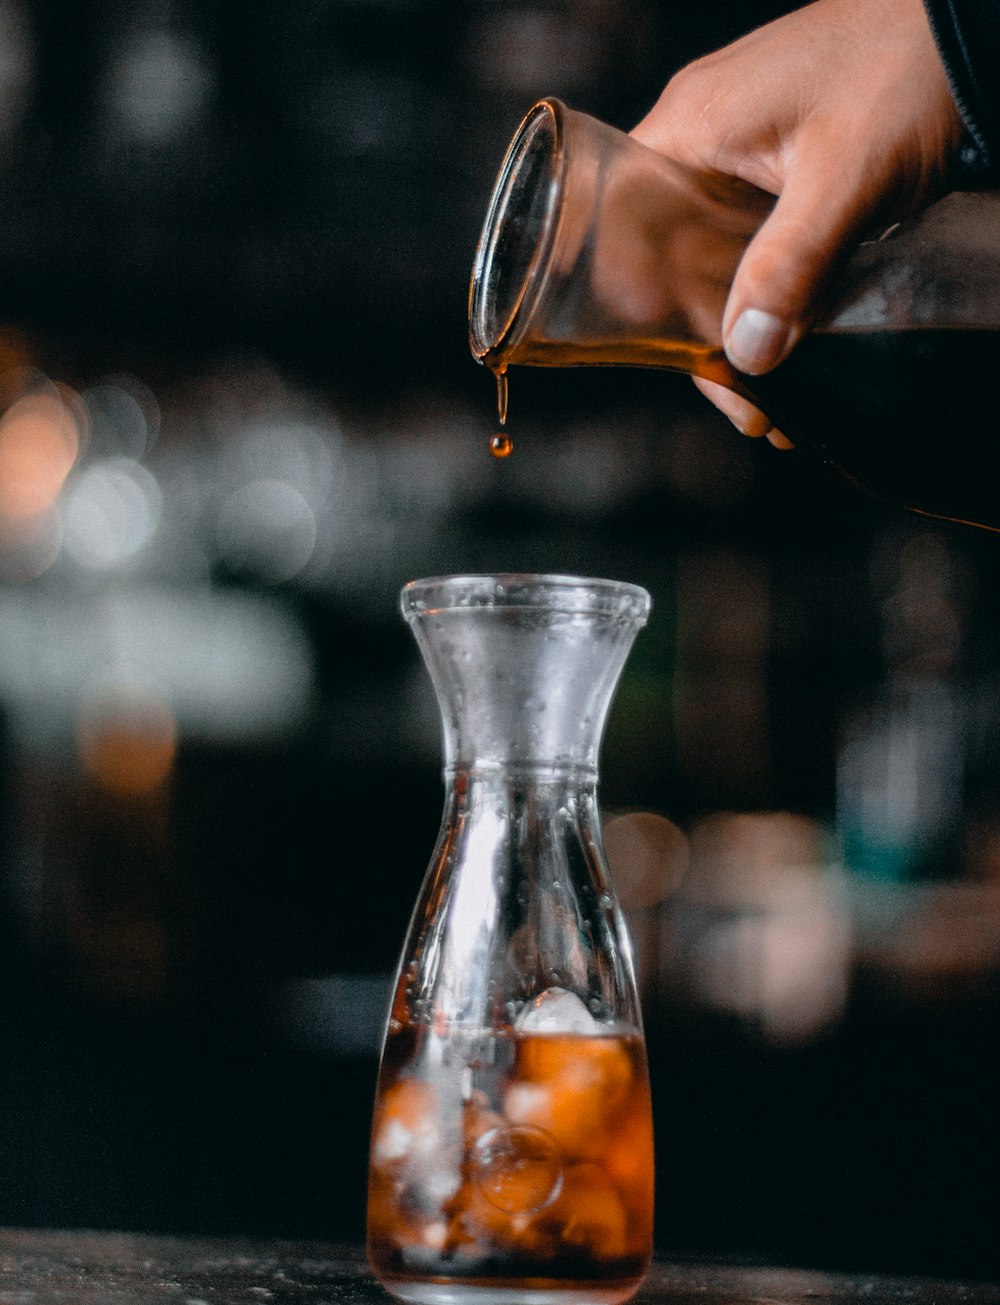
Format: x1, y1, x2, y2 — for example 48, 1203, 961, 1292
656, 57, 722, 125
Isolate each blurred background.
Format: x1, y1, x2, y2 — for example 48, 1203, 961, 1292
1, 0, 999, 1285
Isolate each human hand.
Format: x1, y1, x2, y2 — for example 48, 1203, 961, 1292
631, 0, 963, 448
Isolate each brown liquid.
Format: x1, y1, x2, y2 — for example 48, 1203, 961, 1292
367, 1025, 654, 1303
747, 328, 1000, 532
489, 370, 513, 458
484, 327, 1000, 533
488, 335, 730, 379
495, 369, 509, 425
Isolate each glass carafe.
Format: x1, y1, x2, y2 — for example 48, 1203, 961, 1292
469, 97, 1000, 534
367, 573, 654, 1305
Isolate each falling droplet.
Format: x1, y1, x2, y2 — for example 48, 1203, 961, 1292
488, 368, 514, 458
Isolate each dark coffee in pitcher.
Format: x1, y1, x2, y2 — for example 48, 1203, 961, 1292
745, 327, 1000, 532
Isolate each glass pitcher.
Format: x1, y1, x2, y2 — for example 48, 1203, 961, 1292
367, 573, 654, 1305
469, 98, 1000, 533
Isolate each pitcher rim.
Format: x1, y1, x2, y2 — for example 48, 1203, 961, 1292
468, 97, 567, 365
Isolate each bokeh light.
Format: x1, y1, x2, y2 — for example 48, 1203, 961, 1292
217, 478, 318, 582
0, 370, 82, 580
76, 687, 178, 797
0, 379, 80, 523
604, 810, 689, 910
105, 24, 213, 145
62, 457, 163, 570
82, 377, 159, 461
670, 811, 851, 1043
0, 0, 32, 155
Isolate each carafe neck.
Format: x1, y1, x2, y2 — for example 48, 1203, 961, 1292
403, 574, 650, 775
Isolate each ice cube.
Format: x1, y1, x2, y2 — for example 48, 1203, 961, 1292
515, 987, 599, 1035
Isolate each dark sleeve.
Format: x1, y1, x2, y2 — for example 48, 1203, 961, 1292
923, 0, 1000, 180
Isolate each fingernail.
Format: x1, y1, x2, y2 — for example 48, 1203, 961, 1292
726, 308, 792, 375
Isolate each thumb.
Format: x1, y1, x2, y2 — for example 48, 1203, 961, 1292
722, 159, 877, 375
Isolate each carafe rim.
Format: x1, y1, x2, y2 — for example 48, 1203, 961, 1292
401, 572, 651, 621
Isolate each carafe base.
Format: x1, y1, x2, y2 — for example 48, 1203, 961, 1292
375, 1274, 647, 1305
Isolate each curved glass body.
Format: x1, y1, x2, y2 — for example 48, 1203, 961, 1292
470, 98, 1000, 534
367, 574, 654, 1305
